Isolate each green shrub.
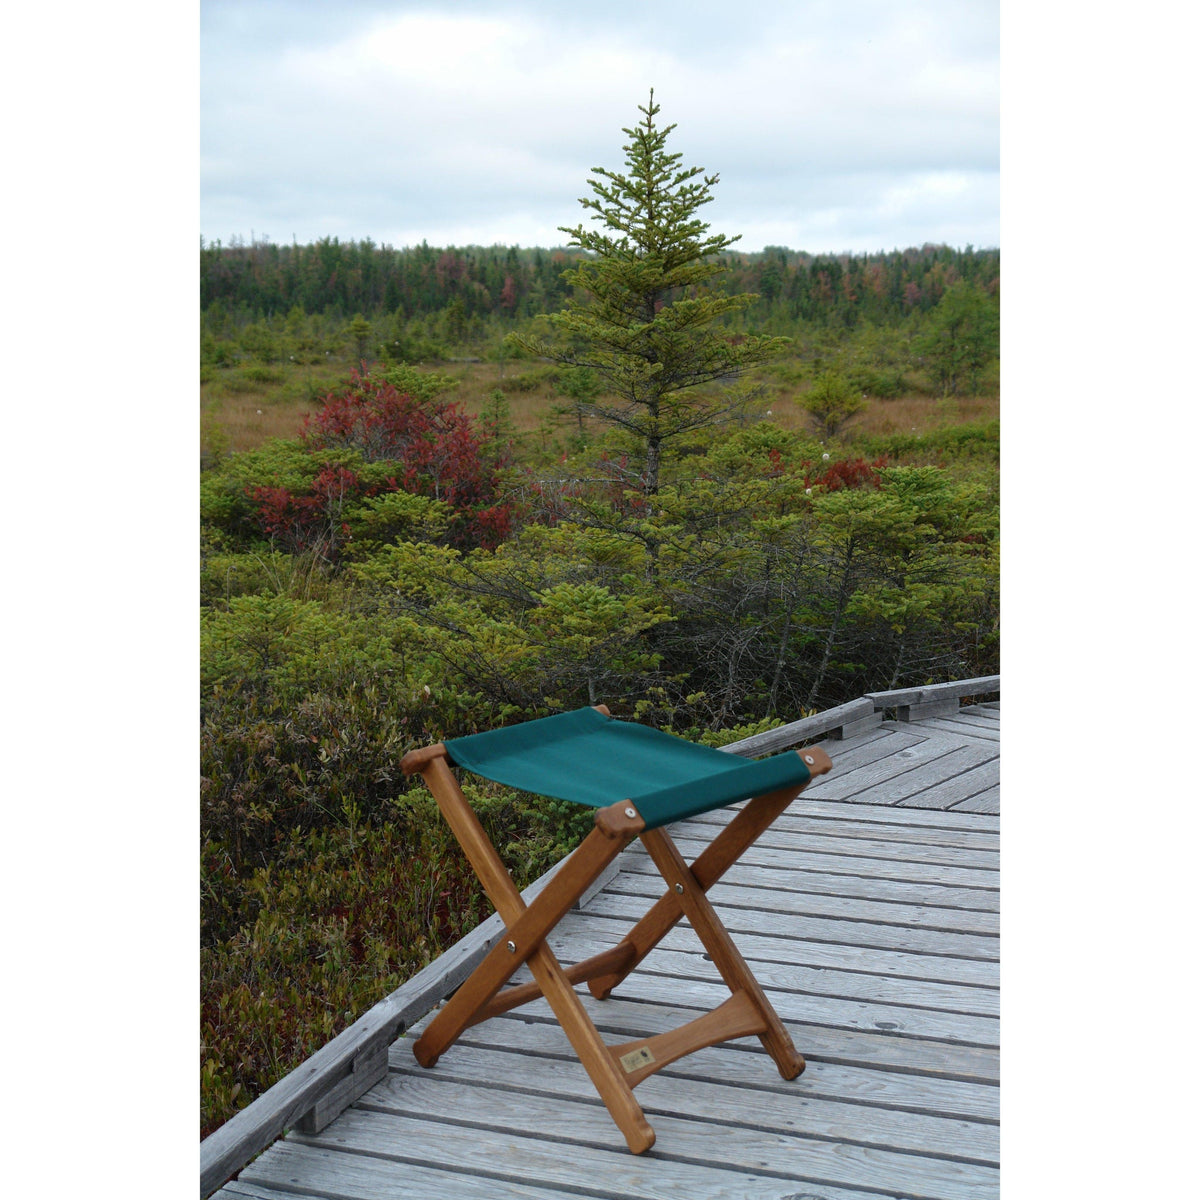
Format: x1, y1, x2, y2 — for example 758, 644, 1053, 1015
241, 364, 286, 386
799, 371, 867, 439
845, 366, 907, 399
857, 419, 999, 465
200, 819, 489, 1135
199, 769, 595, 1135
697, 715, 789, 748
495, 367, 557, 393
200, 414, 231, 472
199, 439, 363, 548
199, 549, 336, 607
214, 372, 261, 394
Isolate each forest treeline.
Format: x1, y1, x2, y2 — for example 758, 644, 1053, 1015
201, 236, 998, 330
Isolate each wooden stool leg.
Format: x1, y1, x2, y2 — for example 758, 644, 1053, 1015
640, 827, 805, 1080
526, 941, 656, 1154
408, 754, 656, 1151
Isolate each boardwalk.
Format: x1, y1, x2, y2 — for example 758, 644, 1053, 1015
213, 701, 999, 1200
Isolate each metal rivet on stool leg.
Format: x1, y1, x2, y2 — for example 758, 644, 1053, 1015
506, 940, 516, 953
674, 883, 684, 894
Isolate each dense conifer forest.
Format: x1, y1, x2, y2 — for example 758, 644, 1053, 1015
200, 106, 998, 1136
202, 235, 998, 343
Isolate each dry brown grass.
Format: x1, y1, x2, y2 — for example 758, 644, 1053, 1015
842, 393, 998, 441
202, 394, 317, 451
200, 358, 998, 461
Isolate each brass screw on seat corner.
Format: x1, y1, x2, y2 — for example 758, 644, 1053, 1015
624, 807, 636, 818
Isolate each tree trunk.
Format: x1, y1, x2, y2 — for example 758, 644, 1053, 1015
645, 433, 662, 496
765, 601, 794, 720
888, 634, 907, 690
806, 541, 857, 708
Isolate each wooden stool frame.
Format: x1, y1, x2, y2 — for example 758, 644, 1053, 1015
400, 719, 832, 1154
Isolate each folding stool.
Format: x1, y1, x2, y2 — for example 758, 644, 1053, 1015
400, 704, 832, 1152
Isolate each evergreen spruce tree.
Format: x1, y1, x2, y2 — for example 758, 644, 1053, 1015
912, 281, 1000, 397
516, 91, 788, 495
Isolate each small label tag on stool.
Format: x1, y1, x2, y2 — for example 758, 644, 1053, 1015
619, 1046, 656, 1073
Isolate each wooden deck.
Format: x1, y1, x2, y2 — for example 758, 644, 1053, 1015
213, 702, 999, 1200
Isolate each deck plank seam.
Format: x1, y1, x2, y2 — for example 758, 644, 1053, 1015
374, 1068, 1001, 1170
905, 723, 998, 744
686, 905, 1002, 943
339, 1096, 1003, 1189
683, 951, 1002, 991
611, 872, 1001, 916
603, 879, 1003, 915
473, 993, 999, 1051
626, 840, 1000, 871
571, 913, 1000, 963
887, 772, 1000, 810
619, 859, 1003, 897
797, 742, 966, 797
604, 868, 998, 902
639, 837, 1000, 875
653, 822, 1000, 853
521, 952, 1001, 997
508, 957, 998, 1016
409, 1039, 1001, 1125
426, 1016, 1000, 1086
677, 814, 1000, 850
568, 909, 1001, 960
619, 858, 1001, 894
280, 1134, 641, 1200
946, 790, 1001, 812
722, 796, 1000, 829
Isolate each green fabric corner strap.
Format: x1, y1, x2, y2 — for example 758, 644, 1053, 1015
442, 706, 811, 831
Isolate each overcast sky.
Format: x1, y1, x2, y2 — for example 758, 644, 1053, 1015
201, 0, 999, 255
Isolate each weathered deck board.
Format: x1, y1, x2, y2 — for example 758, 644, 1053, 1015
893, 760, 1000, 810
218, 1149, 589, 1199
584, 887, 999, 962
917, 716, 1000, 743
659, 817, 999, 868
682, 804, 1000, 849
806, 737, 972, 801
606, 869, 1002, 934
381, 1058, 999, 1163
782, 793, 999, 830
949, 785, 1001, 814
642, 837, 1000, 891
618, 857, 1001, 912
496, 953, 998, 1045
441, 1016, 1000, 1122
212, 700, 1000, 1200
280, 1105, 1000, 1200
837, 745, 999, 807
530, 927, 1000, 1016
524, 915, 1000, 994
470, 991, 1001, 1083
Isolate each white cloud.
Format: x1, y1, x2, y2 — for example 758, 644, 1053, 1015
201, 1, 999, 252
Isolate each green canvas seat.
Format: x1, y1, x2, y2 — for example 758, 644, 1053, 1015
401, 704, 832, 1154
444, 705, 815, 830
